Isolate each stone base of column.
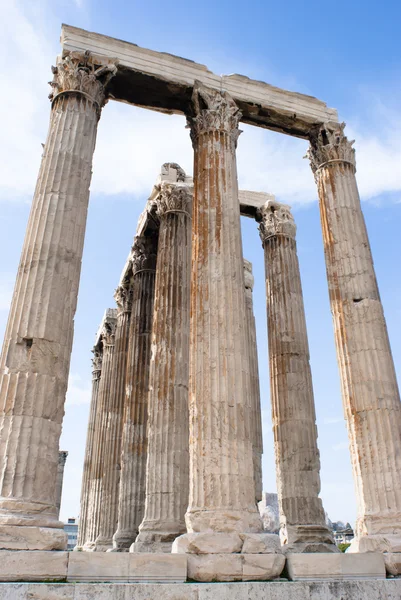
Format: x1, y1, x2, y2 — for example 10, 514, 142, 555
132, 522, 186, 553
93, 535, 113, 552
0, 524, 67, 551
172, 532, 282, 555
111, 529, 137, 552
282, 525, 339, 554
187, 553, 285, 582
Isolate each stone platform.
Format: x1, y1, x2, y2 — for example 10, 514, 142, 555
1, 581, 401, 600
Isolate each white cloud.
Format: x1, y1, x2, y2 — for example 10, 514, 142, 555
0, 0, 400, 207
65, 373, 91, 407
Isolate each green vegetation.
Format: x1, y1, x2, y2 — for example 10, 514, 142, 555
338, 543, 351, 553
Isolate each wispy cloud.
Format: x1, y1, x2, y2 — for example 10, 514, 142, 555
0, 1, 400, 207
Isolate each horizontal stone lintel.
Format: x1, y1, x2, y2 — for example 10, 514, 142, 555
61, 24, 339, 139
118, 181, 274, 287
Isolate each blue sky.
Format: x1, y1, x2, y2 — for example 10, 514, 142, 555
0, 0, 400, 527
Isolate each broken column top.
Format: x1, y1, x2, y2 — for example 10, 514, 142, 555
60, 24, 339, 139
117, 163, 277, 288
94, 308, 118, 348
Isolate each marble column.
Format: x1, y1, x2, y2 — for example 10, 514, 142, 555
0, 51, 116, 550
308, 123, 401, 552
77, 346, 102, 549
177, 83, 262, 551
84, 310, 117, 550
258, 200, 336, 553
243, 260, 263, 504
113, 235, 157, 551
55, 451, 68, 519
133, 182, 192, 553
94, 284, 133, 551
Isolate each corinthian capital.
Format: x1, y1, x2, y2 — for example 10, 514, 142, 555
92, 347, 103, 374
157, 182, 192, 219
257, 200, 296, 245
131, 235, 157, 274
187, 82, 242, 146
49, 50, 117, 111
114, 284, 133, 314
307, 122, 356, 175
101, 319, 117, 346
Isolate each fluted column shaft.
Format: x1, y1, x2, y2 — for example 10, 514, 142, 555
94, 287, 132, 551
113, 237, 157, 550
0, 52, 115, 550
258, 201, 335, 552
243, 260, 263, 504
134, 183, 192, 553
185, 83, 261, 536
308, 124, 401, 550
84, 314, 117, 550
77, 349, 102, 548
55, 451, 68, 519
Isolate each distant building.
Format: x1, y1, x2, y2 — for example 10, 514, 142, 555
64, 517, 79, 550
332, 522, 354, 545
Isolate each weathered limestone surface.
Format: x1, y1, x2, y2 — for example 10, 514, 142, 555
77, 345, 102, 549
0, 51, 115, 550
84, 310, 117, 550
134, 181, 192, 553
113, 236, 157, 550
94, 285, 132, 552
61, 25, 339, 138
187, 553, 285, 583
55, 451, 68, 519
0, 551, 68, 582
258, 200, 336, 553
286, 552, 386, 581
243, 260, 263, 504
68, 552, 187, 582
2, 581, 401, 600
176, 83, 262, 553
308, 123, 401, 552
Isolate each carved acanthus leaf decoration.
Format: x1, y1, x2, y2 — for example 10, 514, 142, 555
92, 347, 103, 373
114, 284, 133, 314
49, 50, 117, 110
157, 183, 192, 218
101, 319, 117, 346
307, 122, 356, 175
187, 82, 242, 146
131, 235, 158, 274
257, 200, 296, 244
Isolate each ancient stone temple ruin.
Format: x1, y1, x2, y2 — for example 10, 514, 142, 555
0, 23, 400, 598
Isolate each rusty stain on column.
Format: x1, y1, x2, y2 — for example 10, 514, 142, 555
0, 51, 116, 550
308, 123, 401, 553
112, 235, 157, 551
94, 282, 133, 551
258, 200, 336, 553
134, 181, 192, 553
